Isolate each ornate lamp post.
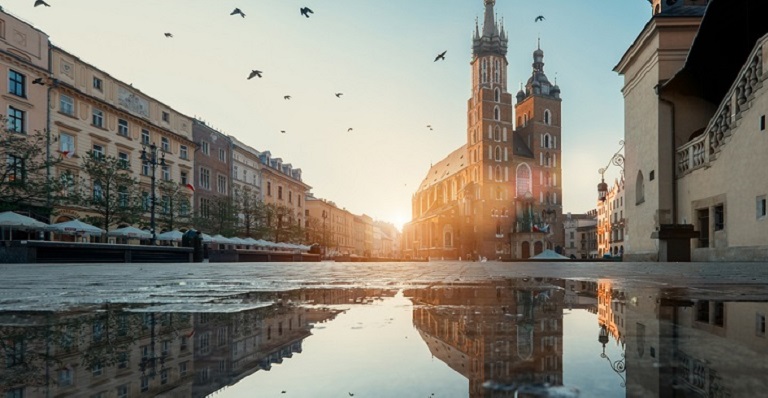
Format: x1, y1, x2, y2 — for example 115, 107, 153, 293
598, 140, 625, 201
141, 143, 165, 245
598, 324, 626, 387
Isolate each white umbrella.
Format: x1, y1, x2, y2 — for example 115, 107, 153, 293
0, 211, 48, 229
47, 219, 105, 235
157, 230, 184, 242
108, 226, 152, 239
201, 233, 216, 243
243, 237, 259, 245
529, 249, 570, 260
229, 237, 248, 246
212, 234, 235, 244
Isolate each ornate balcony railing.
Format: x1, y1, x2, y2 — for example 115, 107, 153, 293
677, 34, 767, 177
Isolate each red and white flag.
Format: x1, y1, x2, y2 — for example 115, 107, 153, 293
185, 183, 195, 192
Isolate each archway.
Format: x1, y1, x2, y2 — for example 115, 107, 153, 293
534, 241, 543, 255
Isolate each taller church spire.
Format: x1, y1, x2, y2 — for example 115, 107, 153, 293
473, 0, 508, 58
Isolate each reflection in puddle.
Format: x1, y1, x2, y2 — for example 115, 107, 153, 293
0, 279, 766, 397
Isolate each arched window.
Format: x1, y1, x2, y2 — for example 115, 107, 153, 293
636, 170, 645, 205
495, 146, 502, 161
517, 116, 522, 127
516, 163, 532, 197
494, 87, 500, 102
494, 106, 500, 121
544, 134, 551, 148
494, 126, 501, 142
523, 114, 529, 126
443, 227, 453, 248
93, 180, 103, 201
544, 109, 552, 125
545, 153, 551, 167
495, 165, 502, 181
481, 59, 488, 83
494, 59, 501, 83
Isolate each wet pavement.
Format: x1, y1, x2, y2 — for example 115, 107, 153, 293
0, 261, 766, 397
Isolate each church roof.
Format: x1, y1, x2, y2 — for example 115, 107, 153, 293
512, 132, 535, 158
418, 145, 467, 192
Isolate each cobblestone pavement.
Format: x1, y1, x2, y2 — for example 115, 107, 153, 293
1, 261, 767, 310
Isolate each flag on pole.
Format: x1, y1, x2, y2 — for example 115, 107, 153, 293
185, 183, 195, 192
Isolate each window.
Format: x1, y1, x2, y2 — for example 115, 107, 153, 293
267, 181, 272, 196
761, 115, 766, 131
92, 321, 104, 342
219, 148, 226, 162
141, 129, 150, 145
117, 351, 128, 369
7, 106, 24, 133
298, 195, 302, 207
481, 58, 488, 83
714, 204, 724, 231
278, 186, 283, 200
142, 160, 150, 176
6, 155, 25, 184
92, 144, 105, 160
516, 164, 531, 197
179, 361, 188, 377
494, 106, 500, 121
494, 59, 500, 83
698, 208, 709, 247
180, 170, 188, 185
217, 175, 227, 194
161, 369, 169, 385
494, 127, 501, 142
142, 192, 150, 211
635, 171, 645, 205
200, 168, 210, 189
91, 362, 103, 377
118, 152, 129, 169
757, 196, 766, 219
60, 94, 75, 115
162, 165, 170, 181
162, 111, 170, 122
59, 368, 73, 386
180, 145, 188, 159
649, 170, 655, 181
494, 87, 500, 102
6, 388, 24, 398
117, 385, 129, 398
544, 109, 551, 125
92, 108, 104, 127
200, 197, 211, 217
140, 376, 149, 393
117, 119, 129, 136
161, 137, 170, 152
201, 141, 210, 155
8, 70, 25, 97
93, 76, 103, 91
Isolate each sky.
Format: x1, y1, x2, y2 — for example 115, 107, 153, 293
7, 0, 650, 230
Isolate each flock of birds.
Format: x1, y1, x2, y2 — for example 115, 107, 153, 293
31, 0, 545, 136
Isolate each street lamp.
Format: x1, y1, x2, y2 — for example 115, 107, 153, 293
141, 143, 165, 245
598, 324, 626, 387
598, 140, 625, 201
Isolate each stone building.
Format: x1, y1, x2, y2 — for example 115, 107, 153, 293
304, 195, 355, 256
616, 0, 768, 260
597, 178, 626, 258
191, 120, 233, 232
403, 0, 563, 261
563, 211, 597, 259
49, 46, 195, 230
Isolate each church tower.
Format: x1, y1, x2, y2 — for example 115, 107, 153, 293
513, 40, 564, 256
463, 0, 517, 257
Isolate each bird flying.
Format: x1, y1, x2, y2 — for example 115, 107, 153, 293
164, 33, 173, 38
434, 50, 447, 62
280, 130, 286, 134
34, 0, 50, 7
347, 128, 353, 132
300, 7, 313, 18
535, 15, 545, 22
248, 70, 263, 79
284, 95, 291, 100
335, 92, 343, 98
231, 8, 246, 18
427, 125, 433, 130
32, 78, 45, 85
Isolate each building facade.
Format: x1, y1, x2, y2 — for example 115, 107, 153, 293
563, 211, 597, 259
403, 0, 563, 261
258, 151, 310, 234
304, 195, 354, 256
617, 0, 768, 261
597, 178, 626, 258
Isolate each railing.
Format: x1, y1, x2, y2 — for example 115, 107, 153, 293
676, 34, 767, 177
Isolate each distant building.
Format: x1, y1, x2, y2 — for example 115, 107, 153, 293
304, 195, 354, 256
404, 0, 564, 260
563, 211, 597, 259
258, 151, 311, 232
192, 120, 233, 232
597, 179, 626, 258
616, 0, 768, 260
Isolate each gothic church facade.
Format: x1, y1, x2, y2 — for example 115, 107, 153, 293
403, 0, 564, 260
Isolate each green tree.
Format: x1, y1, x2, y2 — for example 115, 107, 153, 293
71, 151, 143, 235
156, 179, 192, 232
192, 196, 239, 237
264, 203, 304, 243
0, 122, 62, 213
234, 186, 267, 238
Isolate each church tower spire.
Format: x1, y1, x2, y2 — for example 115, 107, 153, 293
473, 0, 508, 58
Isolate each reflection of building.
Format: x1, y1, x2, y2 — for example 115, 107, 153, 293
616, 0, 768, 261
404, 0, 564, 261
597, 280, 626, 346
623, 286, 768, 397
407, 280, 565, 397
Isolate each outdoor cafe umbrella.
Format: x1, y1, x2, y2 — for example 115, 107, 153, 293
107, 226, 152, 239
156, 230, 184, 242
47, 219, 105, 235
0, 211, 49, 240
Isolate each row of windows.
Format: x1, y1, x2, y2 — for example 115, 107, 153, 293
265, 181, 302, 206
517, 109, 553, 128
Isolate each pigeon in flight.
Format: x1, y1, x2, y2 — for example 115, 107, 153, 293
300, 7, 313, 18
231, 8, 246, 18
347, 128, 353, 132
535, 15, 545, 22
335, 92, 343, 98
164, 33, 173, 38
280, 130, 286, 134
434, 50, 447, 62
32, 77, 45, 85
426, 125, 433, 131
284, 95, 291, 100
34, 0, 50, 7
248, 70, 263, 79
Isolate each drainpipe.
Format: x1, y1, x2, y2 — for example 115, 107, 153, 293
656, 90, 678, 225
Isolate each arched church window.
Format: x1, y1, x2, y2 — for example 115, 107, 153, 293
495, 146, 502, 162
494, 88, 500, 102
545, 153, 551, 167
494, 59, 501, 83
481, 59, 488, 84
636, 170, 645, 205
516, 164, 532, 197
544, 134, 551, 148
495, 165, 502, 181
544, 109, 551, 125
494, 106, 500, 121
494, 126, 501, 142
